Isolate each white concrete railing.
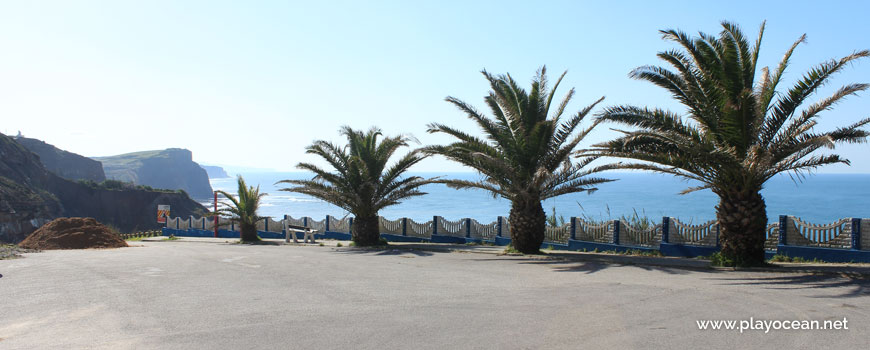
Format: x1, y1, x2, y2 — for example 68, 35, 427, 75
163, 214, 868, 251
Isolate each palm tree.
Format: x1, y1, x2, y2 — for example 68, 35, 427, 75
587, 21, 869, 266
214, 175, 267, 242
425, 67, 612, 254
278, 126, 435, 246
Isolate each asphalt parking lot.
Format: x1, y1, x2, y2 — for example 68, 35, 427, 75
1, 241, 868, 349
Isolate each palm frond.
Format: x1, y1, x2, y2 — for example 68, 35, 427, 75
594, 22, 869, 196
280, 126, 436, 218
427, 67, 610, 204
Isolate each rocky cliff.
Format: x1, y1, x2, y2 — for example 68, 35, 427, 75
15, 136, 106, 182
201, 165, 229, 179
46, 181, 208, 235
95, 148, 214, 199
0, 133, 207, 243
0, 135, 63, 242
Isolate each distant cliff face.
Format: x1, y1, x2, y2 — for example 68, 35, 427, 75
46, 182, 209, 234
0, 135, 63, 242
0, 134, 207, 243
201, 165, 229, 179
15, 136, 106, 182
95, 148, 214, 199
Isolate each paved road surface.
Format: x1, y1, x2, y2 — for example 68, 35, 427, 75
1, 241, 868, 349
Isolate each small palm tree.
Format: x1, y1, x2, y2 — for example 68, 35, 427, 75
214, 175, 266, 242
425, 67, 612, 254
588, 21, 869, 266
278, 126, 435, 246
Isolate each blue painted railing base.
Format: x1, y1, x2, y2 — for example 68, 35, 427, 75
161, 228, 869, 263
659, 243, 719, 258
380, 233, 428, 243
259, 231, 284, 239
776, 245, 870, 263
163, 228, 217, 238
494, 237, 512, 246
320, 231, 352, 241
430, 234, 467, 244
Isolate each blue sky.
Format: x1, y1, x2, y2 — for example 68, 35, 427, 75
1, 0, 868, 172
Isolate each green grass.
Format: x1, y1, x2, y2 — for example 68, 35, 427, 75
574, 205, 661, 230
163, 235, 180, 241
705, 252, 734, 267
768, 254, 826, 264
465, 241, 496, 246
703, 253, 836, 266
77, 179, 173, 193
502, 245, 522, 254
546, 205, 567, 227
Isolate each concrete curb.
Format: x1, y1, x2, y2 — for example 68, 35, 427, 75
383, 243, 870, 277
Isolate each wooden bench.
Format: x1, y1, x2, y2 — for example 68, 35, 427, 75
284, 223, 316, 243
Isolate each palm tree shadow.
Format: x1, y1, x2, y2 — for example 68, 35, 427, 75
521, 259, 706, 275
242, 240, 282, 246
707, 273, 870, 298
332, 247, 436, 257
468, 256, 708, 275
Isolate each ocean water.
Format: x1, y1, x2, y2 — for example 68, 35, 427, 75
203, 172, 870, 225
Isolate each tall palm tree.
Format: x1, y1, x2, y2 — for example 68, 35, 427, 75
587, 21, 869, 266
278, 126, 435, 246
215, 175, 267, 242
425, 67, 612, 254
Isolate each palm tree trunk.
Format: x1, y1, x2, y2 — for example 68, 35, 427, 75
352, 215, 382, 246
509, 197, 545, 253
239, 222, 260, 242
716, 190, 767, 266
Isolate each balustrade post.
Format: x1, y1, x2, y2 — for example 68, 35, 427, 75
465, 218, 472, 238
778, 215, 788, 246
283, 215, 289, 237
432, 216, 439, 235
348, 218, 354, 234
264, 218, 268, 232
851, 218, 861, 250
661, 217, 669, 243
612, 220, 620, 245
569, 217, 577, 240
175, 217, 180, 230
325, 215, 331, 232
496, 217, 503, 237
202, 217, 206, 230
402, 218, 408, 236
